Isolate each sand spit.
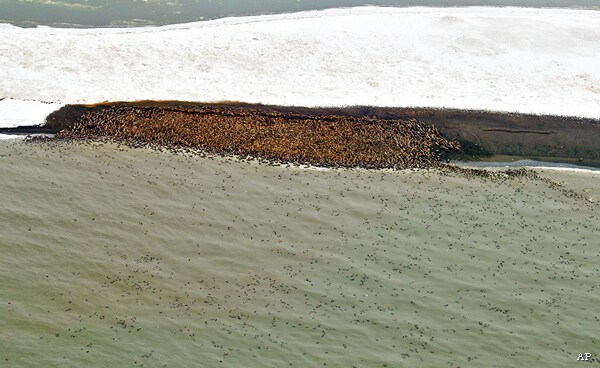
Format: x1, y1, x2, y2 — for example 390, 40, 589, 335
39, 103, 460, 170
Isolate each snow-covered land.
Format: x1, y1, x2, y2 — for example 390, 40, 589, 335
0, 6, 599, 131
0, 99, 64, 128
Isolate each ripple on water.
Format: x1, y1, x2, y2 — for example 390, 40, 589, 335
0, 140, 598, 367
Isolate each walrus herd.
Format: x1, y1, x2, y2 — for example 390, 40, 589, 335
50, 104, 461, 169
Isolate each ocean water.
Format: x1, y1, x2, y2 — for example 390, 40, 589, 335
0, 0, 598, 27
1, 140, 598, 366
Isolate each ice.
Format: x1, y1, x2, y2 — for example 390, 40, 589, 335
1, 6, 599, 135
0, 99, 64, 128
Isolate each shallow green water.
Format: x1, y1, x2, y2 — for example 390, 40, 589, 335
0, 0, 598, 27
0, 140, 599, 367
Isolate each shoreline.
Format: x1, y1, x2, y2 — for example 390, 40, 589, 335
2, 5, 600, 29
2, 6, 599, 29
34, 102, 461, 170
2, 100, 597, 168
37, 101, 600, 165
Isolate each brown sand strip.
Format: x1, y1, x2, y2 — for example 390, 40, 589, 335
45, 104, 460, 169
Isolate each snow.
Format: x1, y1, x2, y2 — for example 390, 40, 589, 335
1, 6, 599, 135
0, 99, 64, 127
0, 134, 19, 140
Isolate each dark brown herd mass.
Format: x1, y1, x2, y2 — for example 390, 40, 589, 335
53, 105, 460, 169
